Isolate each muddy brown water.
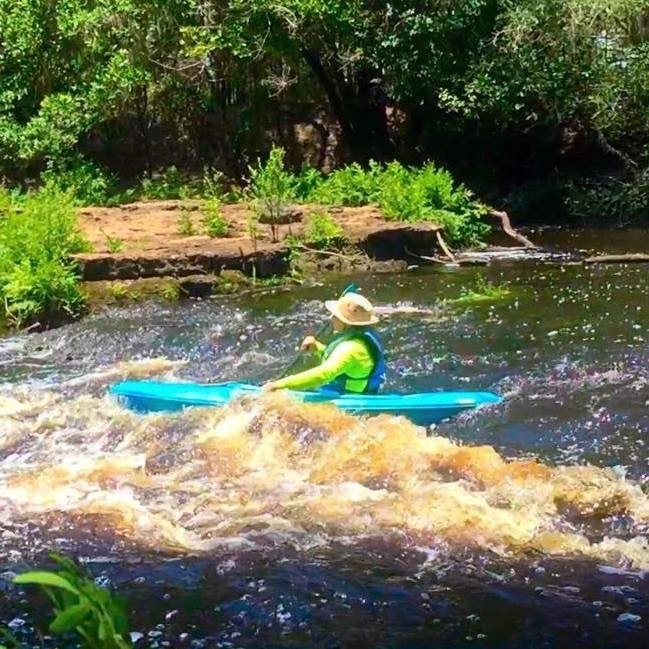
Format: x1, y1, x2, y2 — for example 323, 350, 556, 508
1, 230, 648, 647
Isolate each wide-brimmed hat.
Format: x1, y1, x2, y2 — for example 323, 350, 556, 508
325, 293, 379, 326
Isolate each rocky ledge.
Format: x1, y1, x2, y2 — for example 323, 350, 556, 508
74, 201, 443, 281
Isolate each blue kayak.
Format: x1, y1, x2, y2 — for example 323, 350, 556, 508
110, 381, 502, 426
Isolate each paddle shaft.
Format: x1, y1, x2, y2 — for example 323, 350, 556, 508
277, 283, 358, 379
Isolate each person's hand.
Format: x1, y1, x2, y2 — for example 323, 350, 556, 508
300, 335, 319, 352
262, 381, 281, 392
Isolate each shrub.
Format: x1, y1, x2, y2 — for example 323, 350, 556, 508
248, 146, 295, 242
302, 161, 383, 206
202, 198, 229, 237
140, 166, 186, 200
303, 210, 345, 248
292, 165, 324, 201
41, 155, 116, 206
14, 553, 132, 649
290, 158, 489, 247
376, 162, 489, 247
102, 230, 124, 253
0, 186, 88, 327
565, 175, 649, 227
176, 207, 196, 236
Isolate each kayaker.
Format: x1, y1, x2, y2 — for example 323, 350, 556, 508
264, 292, 386, 394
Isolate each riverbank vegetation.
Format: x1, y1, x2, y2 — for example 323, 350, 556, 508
1, 147, 491, 329
0, 186, 88, 329
3, 0, 647, 329
244, 148, 489, 247
2, 1, 649, 225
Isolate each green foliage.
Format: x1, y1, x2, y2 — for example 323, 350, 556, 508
41, 155, 116, 206
303, 210, 345, 248
13, 553, 132, 649
108, 283, 131, 301
0, 186, 88, 327
140, 167, 186, 201
298, 162, 382, 206
158, 282, 181, 301
291, 166, 324, 201
375, 162, 488, 246
202, 198, 229, 237
566, 174, 649, 226
437, 0, 649, 147
0, 0, 647, 228
294, 158, 489, 247
102, 231, 124, 253
451, 276, 512, 305
176, 207, 196, 236
248, 146, 296, 242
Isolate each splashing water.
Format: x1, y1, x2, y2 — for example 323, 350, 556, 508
2, 255, 649, 645
1, 360, 648, 570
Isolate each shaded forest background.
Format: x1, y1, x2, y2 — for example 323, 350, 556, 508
2, 0, 649, 224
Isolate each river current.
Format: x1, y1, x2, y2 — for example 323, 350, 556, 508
1, 246, 648, 647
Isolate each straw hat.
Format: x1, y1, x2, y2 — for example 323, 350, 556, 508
325, 293, 379, 326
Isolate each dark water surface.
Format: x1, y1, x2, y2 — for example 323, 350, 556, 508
1, 251, 649, 647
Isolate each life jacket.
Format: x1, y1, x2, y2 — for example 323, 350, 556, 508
322, 328, 386, 394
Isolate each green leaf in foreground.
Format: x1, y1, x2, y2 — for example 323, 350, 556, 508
50, 602, 91, 632
13, 571, 80, 594
13, 554, 133, 648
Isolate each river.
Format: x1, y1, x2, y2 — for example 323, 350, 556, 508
1, 233, 648, 647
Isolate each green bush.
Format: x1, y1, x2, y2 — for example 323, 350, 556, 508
41, 155, 117, 206
377, 161, 489, 246
248, 146, 296, 242
140, 166, 186, 200
303, 210, 345, 248
176, 209, 196, 235
202, 198, 229, 237
566, 175, 649, 226
291, 157, 488, 247
14, 553, 132, 649
292, 165, 324, 201
0, 186, 89, 327
298, 161, 383, 206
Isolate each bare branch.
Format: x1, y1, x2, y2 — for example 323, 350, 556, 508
487, 209, 537, 248
436, 231, 456, 262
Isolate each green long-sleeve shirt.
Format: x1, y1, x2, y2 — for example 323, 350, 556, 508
274, 336, 374, 393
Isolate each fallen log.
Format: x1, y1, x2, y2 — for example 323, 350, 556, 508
404, 246, 489, 266
584, 253, 649, 264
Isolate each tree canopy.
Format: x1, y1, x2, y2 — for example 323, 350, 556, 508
2, 0, 649, 219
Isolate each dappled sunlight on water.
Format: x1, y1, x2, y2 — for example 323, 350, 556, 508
2, 260, 649, 645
